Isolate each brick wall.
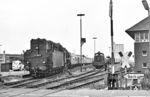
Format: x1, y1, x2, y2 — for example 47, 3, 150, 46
134, 42, 150, 73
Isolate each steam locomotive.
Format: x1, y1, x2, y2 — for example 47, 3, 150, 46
24, 38, 92, 78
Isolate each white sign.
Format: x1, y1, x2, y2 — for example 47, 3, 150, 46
124, 73, 144, 79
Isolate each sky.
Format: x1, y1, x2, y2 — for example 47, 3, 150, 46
0, 0, 149, 58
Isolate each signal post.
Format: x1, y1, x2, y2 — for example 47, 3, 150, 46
77, 14, 86, 72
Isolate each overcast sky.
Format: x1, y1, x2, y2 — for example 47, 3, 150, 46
0, 0, 148, 57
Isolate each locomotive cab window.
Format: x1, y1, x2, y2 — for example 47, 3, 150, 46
94, 53, 104, 62
94, 56, 101, 62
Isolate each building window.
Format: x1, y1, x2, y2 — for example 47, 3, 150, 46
135, 33, 140, 42
137, 71, 141, 73
145, 32, 149, 40
142, 32, 149, 42
135, 32, 149, 42
140, 33, 144, 40
142, 63, 148, 68
142, 50, 147, 56
133, 79, 138, 85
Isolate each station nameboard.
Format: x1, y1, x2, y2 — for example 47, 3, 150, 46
124, 73, 144, 79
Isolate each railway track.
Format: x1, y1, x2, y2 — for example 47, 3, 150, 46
66, 74, 105, 89
4, 68, 94, 88
4, 71, 66, 88
46, 70, 106, 89
0, 69, 106, 97
3, 77, 33, 86
3, 64, 94, 88
26, 69, 97, 88
4, 78, 40, 88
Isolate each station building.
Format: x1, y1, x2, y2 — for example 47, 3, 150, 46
0, 51, 23, 72
126, 16, 150, 73
0, 51, 23, 64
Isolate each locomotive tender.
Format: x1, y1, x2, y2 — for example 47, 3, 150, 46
24, 38, 92, 78
24, 38, 70, 77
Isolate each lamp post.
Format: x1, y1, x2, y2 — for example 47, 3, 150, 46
142, 0, 150, 15
77, 14, 85, 72
93, 37, 97, 56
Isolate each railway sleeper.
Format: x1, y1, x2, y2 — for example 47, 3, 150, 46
27, 70, 96, 88
67, 78, 104, 89
46, 71, 105, 89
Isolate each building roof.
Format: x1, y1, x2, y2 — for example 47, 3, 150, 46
0, 53, 23, 62
125, 16, 150, 39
